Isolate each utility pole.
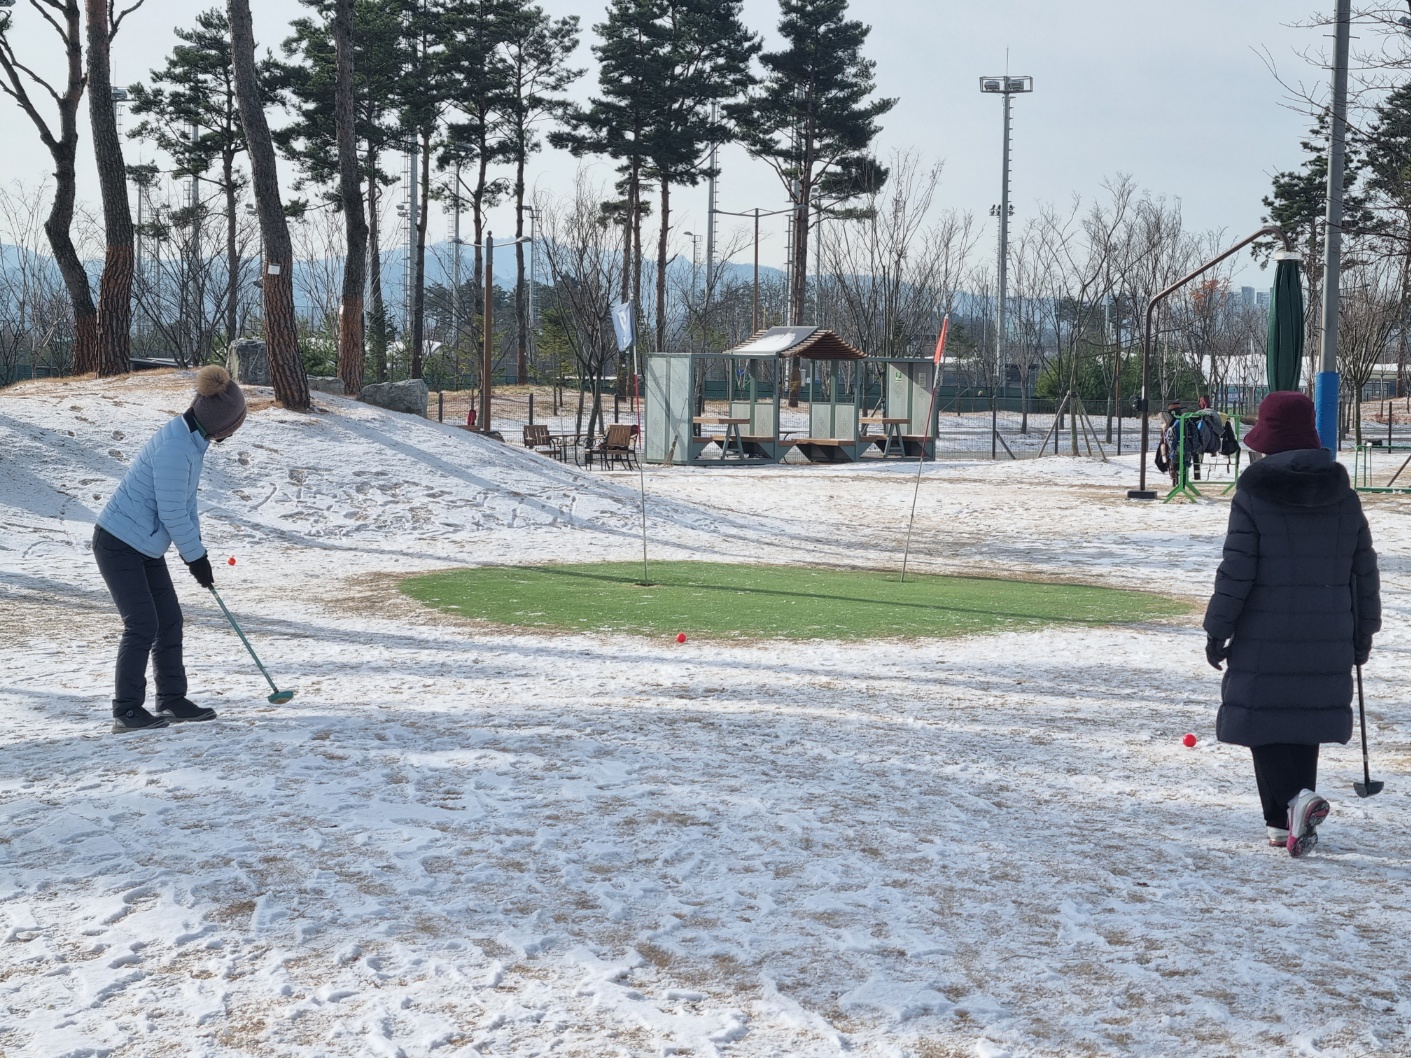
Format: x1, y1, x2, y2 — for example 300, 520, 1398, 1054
710, 203, 792, 335
1317, 0, 1351, 449
753, 209, 760, 333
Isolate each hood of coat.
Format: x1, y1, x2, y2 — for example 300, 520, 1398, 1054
1239, 447, 1349, 507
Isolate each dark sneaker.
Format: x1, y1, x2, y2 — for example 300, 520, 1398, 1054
156, 697, 218, 723
1286, 789, 1331, 858
111, 707, 171, 733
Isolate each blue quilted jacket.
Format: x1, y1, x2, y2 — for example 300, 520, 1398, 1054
97, 414, 209, 562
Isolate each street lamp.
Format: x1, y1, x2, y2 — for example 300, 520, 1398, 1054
980, 73, 1032, 459
481, 233, 532, 434
682, 230, 699, 292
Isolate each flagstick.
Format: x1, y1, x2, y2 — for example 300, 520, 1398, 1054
900, 315, 949, 583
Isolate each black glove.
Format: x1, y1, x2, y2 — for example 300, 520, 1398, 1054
1205, 636, 1230, 671
185, 553, 214, 589
1354, 634, 1372, 667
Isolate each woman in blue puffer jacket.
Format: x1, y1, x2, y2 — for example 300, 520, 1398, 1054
94, 365, 246, 732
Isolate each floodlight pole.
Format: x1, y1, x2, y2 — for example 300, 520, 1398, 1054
1317, 0, 1352, 450
980, 74, 1032, 459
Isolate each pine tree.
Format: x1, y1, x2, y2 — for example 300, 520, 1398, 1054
1360, 83, 1411, 389
552, 0, 666, 326
0, 1, 99, 373
740, 0, 895, 340
657, 0, 757, 353
499, 3, 580, 381
129, 8, 248, 352
332, 0, 368, 396
395, 0, 453, 381
277, 0, 407, 382
86, 0, 145, 376
228, 0, 310, 409
441, 0, 516, 361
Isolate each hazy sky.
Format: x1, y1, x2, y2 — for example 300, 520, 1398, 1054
0, 0, 1325, 287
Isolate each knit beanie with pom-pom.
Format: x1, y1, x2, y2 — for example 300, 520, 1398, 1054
190, 365, 246, 439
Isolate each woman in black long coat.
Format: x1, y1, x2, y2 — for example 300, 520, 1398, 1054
1204, 391, 1380, 857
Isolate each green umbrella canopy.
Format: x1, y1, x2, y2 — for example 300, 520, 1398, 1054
1266, 253, 1305, 392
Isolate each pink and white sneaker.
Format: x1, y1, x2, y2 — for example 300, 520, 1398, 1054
1267, 827, 1289, 848
1286, 789, 1330, 858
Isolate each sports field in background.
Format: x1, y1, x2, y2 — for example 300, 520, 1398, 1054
400, 561, 1191, 639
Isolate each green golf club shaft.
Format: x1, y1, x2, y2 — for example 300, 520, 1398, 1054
209, 585, 281, 696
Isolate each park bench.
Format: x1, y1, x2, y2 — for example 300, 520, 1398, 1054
793, 437, 863, 463
586, 423, 638, 469
522, 423, 560, 460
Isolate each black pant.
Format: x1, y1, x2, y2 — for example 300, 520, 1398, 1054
1250, 743, 1320, 828
93, 526, 187, 715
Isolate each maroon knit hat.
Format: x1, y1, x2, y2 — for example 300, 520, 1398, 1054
1243, 391, 1322, 454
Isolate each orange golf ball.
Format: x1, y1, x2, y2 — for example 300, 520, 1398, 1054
228, 556, 236, 566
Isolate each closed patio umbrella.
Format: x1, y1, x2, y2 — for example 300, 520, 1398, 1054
1266, 251, 1305, 392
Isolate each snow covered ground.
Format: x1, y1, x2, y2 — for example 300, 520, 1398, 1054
3, 371, 1411, 1058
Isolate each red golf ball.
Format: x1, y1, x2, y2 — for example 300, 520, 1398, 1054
228, 556, 236, 566
1182, 733, 1197, 748
676, 633, 687, 644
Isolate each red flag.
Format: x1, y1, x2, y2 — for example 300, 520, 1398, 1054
932, 314, 951, 365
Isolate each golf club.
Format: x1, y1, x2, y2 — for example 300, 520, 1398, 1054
1354, 664, 1384, 798
208, 585, 296, 705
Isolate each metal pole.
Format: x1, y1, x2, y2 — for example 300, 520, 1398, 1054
407, 145, 418, 359
705, 105, 717, 348
482, 234, 493, 433
752, 209, 760, 333
528, 208, 536, 370
994, 89, 1012, 461
1132, 225, 1291, 498
1317, 0, 1352, 450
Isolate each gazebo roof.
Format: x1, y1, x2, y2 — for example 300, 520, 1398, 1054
726, 326, 865, 360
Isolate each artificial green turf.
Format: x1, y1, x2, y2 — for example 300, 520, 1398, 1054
400, 561, 1189, 640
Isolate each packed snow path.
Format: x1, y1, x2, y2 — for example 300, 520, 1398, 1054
2, 374, 1410, 1058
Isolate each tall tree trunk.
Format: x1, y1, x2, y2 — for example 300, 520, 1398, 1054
85, 0, 134, 377
47, 141, 99, 374
410, 131, 430, 380
631, 178, 644, 334
515, 148, 527, 383
366, 157, 388, 382
1, 1, 100, 373
621, 170, 633, 304
472, 149, 489, 325
223, 149, 238, 345
227, 0, 309, 410
655, 180, 671, 353
333, 0, 367, 396
785, 174, 811, 406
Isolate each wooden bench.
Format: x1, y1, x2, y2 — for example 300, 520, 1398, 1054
586, 423, 638, 469
793, 437, 863, 463
522, 423, 560, 460
739, 435, 796, 461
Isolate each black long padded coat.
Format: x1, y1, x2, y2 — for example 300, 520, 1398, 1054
1203, 448, 1381, 747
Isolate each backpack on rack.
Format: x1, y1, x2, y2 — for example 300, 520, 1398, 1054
1219, 419, 1240, 457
